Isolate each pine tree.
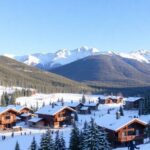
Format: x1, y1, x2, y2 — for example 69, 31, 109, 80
81, 95, 86, 104
45, 130, 54, 150
55, 130, 62, 150
15, 141, 20, 150
39, 134, 48, 150
119, 106, 124, 116
29, 137, 38, 150
60, 133, 66, 150
69, 123, 80, 150
82, 118, 110, 150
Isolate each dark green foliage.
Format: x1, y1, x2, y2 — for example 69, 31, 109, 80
15, 141, 20, 150
139, 96, 150, 115
69, 123, 80, 150
0, 56, 91, 94
82, 118, 110, 150
29, 137, 38, 150
119, 106, 124, 116
81, 95, 86, 103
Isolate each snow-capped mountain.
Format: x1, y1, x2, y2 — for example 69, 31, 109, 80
3, 46, 150, 70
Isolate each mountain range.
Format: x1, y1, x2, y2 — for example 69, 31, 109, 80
3, 46, 150, 90
4, 46, 150, 70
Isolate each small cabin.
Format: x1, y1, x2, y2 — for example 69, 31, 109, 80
0, 107, 18, 130
29, 105, 76, 128
124, 97, 143, 110
7, 105, 33, 122
97, 115, 147, 148
98, 96, 123, 104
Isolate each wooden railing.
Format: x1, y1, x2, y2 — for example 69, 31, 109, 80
118, 134, 144, 142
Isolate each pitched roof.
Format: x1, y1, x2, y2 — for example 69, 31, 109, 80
28, 117, 43, 123
95, 114, 147, 132
124, 97, 143, 102
7, 105, 31, 112
80, 106, 89, 111
0, 107, 18, 114
35, 105, 76, 116
84, 102, 98, 107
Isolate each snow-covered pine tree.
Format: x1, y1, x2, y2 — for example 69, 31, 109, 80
15, 141, 20, 150
54, 130, 61, 150
59, 133, 66, 150
45, 130, 54, 150
99, 128, 111, 150
29, 137, 38, 150
78, 130, 84, 150
81, 95, 86, 104
69, 123, 80, 150
82, 118, 110, 150
39, 134, 48, 150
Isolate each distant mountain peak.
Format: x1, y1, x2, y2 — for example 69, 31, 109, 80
3, 47, 150, 70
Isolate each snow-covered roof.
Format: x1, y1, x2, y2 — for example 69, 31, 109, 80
99, 95, 123, 100
95, 114, 147, 132
65, 102, 81, 107
28, 117, 43, 123
20, 113, 31, 117
80, 106, 89, 111
124, 97, 143, 102
35, 105, 76, 116
0, 107, 18, 114
7, 105, 30, 112
84, 102, 98, 107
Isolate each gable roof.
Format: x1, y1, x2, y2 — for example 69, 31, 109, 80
124, 97, 143, 102
65, 102, 82, 107
7, 105, 31, 112
84, 102, 98, 107
95, 114, 147, 132
35, 105, 76, 116
0, 107, 18, 115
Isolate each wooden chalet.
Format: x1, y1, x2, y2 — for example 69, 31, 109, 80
124, 97, 143, 110
96, 114, 147, 147
29, 105, 76, 128
0, 107, 18, 130
98, 96, 123, 104
7, 105, 33, 122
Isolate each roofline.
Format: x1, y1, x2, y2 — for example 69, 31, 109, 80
0, 108, 19, 115
115, 118, 147, 132
36, 106, 76, 116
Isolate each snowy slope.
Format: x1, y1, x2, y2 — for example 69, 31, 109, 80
4, 47, 150, 70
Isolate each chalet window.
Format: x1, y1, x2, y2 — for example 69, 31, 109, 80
5, 116, 11, 120
136, 130, 139, 135
128, 130, 135, 136
122, 131, 126, 137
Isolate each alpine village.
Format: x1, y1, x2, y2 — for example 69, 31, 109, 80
0, 1, 150, 150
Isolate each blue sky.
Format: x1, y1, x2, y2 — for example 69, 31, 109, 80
0, 0, 150, 55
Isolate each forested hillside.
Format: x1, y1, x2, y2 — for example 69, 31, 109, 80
0, 56, 92, 93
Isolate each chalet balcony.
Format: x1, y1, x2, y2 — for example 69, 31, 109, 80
57, 117, 66, 122
118, 134, 145, 142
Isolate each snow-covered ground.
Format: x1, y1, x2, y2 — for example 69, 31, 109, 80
0, 102, 149, 150
16, 93, 102, 108
0, 92, 149, 149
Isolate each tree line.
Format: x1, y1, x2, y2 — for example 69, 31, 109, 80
15, 119, 110, 150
